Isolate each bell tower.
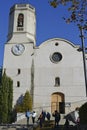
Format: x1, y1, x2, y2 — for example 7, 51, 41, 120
7, 4, 36, 44
3, 3, 36, 106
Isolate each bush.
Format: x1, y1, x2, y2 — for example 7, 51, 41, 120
79, 102, 87, 124
15, 90, 32, 112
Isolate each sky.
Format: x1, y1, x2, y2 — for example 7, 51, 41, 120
0, 0, 87, 67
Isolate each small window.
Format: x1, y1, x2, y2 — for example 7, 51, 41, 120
55, 77, 60, 86
17, 81, 20, 87
18, 69, 21, 74
17, 13, 24, 27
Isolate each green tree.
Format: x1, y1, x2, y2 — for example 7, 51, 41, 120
0, 83, 3, 123
7, 78, 13, 122
0, 71, 13, 123
22, 91, 32, 111
0, 67, 2, 83
15, 91, 32, 112
1, 71, 9, 123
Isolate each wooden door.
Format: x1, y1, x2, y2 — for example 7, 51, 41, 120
51, 93, 64, 113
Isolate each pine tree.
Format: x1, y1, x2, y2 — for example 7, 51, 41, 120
1, 71, 9, 123
7, 78, 13, 123
0, 71, 13, 123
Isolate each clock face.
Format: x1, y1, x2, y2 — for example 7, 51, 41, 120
11, 44, 25, 56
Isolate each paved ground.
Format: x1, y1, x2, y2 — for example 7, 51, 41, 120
0, 124, 34, 130
0, 117, 76, 130
0, 123, 82, 130
0, 124, 71, 130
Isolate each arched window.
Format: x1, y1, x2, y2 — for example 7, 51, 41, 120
18, 68, 21, 74
17, 81, 20, 87
55, 77, 60, 86
17, 13, 24, 27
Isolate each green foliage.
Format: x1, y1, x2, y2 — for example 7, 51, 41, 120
15, 90, 32, 112
8, 78, 13, 122
22, 91, 32, 111
0, 71, 13, 123
0, 67, 2, 83
79, 102, 87, 124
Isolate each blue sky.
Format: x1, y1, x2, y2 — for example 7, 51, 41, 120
0, 0, 86, 67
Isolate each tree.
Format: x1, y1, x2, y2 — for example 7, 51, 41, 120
22, 91, 32, 111
49, 0, 87, 32
0, 67, 2, 83
15, 90, 32, 112
0, 71, 13, 123
1, 71, 9, 123
7, 78, 13, 122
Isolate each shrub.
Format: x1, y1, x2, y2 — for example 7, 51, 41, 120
15, 90, 32, 112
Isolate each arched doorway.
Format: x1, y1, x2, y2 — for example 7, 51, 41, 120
51, 92, 65, 114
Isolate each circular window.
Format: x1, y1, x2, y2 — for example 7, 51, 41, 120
51, 52, 62, 63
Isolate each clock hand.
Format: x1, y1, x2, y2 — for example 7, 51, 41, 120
16, 45, 20, 50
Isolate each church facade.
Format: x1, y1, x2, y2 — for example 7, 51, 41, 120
3, 3, 87, 114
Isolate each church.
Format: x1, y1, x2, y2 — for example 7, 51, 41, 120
3, 3, 87, 114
